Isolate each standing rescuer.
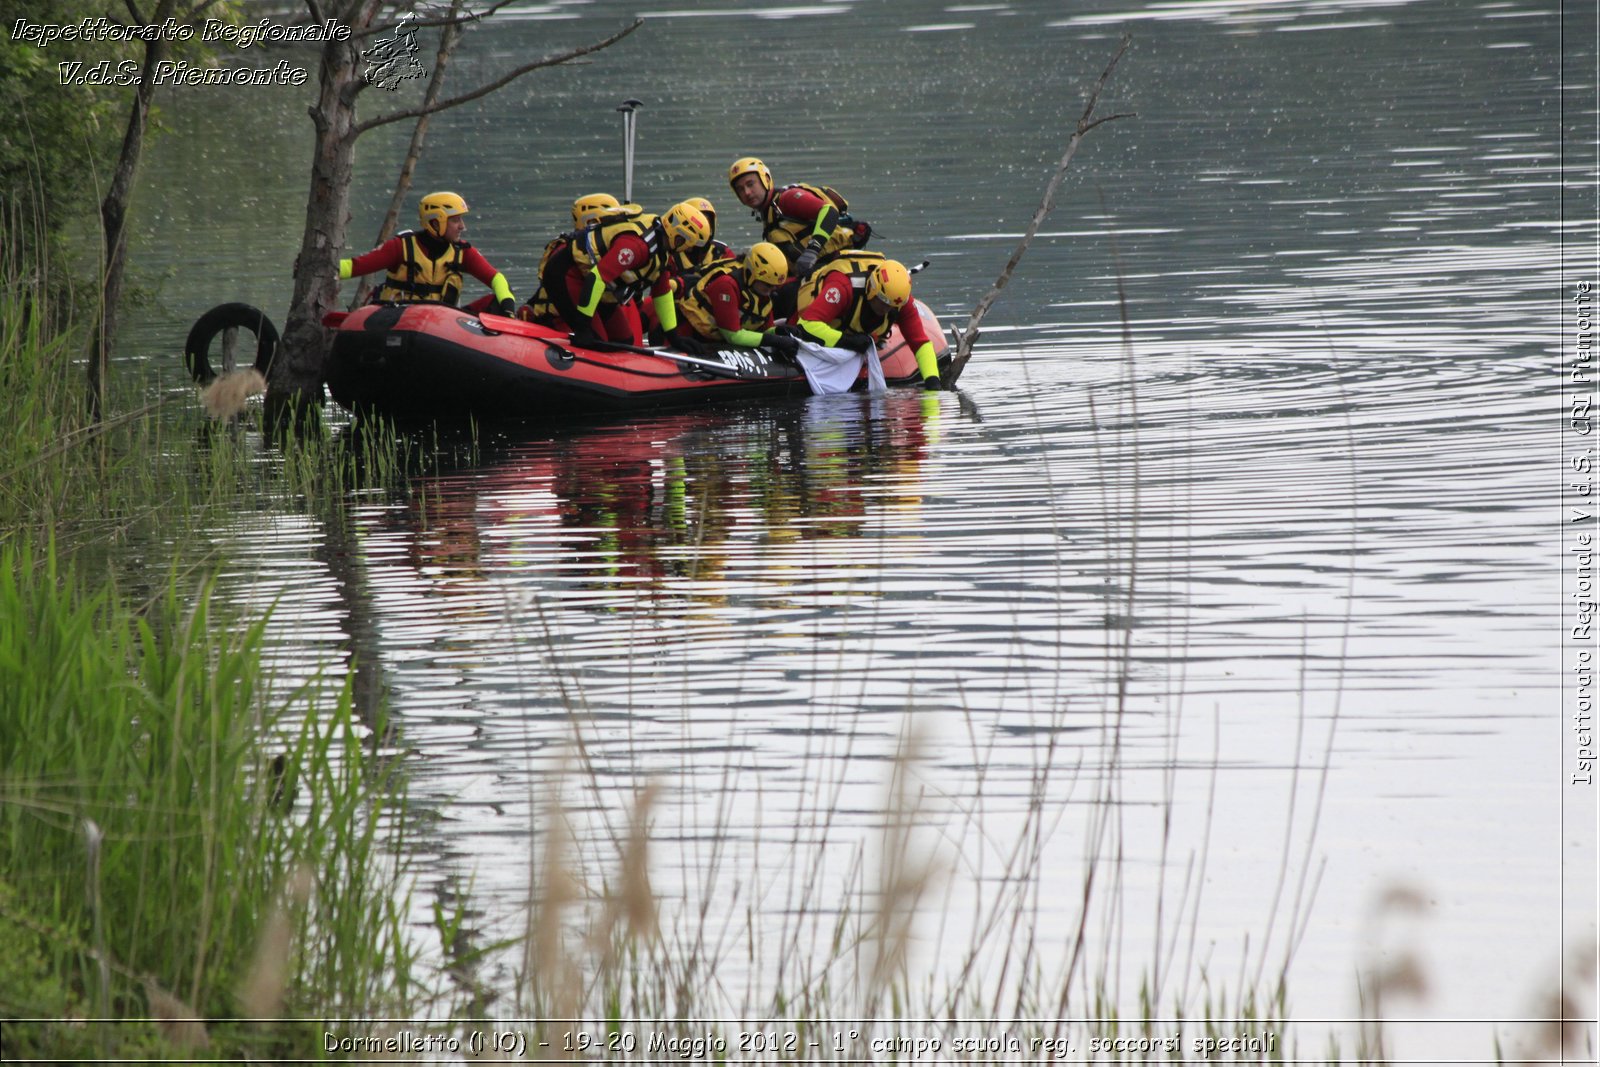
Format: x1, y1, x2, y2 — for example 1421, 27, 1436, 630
726, 157, 871, 277
792, 252, 943, 389
339, 192, 516, 314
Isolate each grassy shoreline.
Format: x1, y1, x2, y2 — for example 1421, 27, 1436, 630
0, 261, 422, 1059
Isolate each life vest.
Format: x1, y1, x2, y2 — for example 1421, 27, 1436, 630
761, 183, 858, 263
374, 230, 468, 305
525, 231, 578, 320
536, 231, 572, 278
570, 211, 667, 302
679, 260, 774, 341
794, 250, 896, 342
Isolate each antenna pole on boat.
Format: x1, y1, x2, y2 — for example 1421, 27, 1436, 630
616, 98, 643, 203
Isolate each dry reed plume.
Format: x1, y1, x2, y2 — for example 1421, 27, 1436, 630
1510, 938, 1598, 1065
199, 368, 266, 421
237, 863, 314, 1020
527, 764, 581, 1030
592, 781, 661, 955
144, 980, 209, 1051
862, 720, 941, 1018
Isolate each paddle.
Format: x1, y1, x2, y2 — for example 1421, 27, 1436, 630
616, 98, 643, 204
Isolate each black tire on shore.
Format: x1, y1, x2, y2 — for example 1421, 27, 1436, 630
184, 302, 279, 383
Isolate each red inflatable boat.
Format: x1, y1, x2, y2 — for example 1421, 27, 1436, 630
318, 302, 959, 419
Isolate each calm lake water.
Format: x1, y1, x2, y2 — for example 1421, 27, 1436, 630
119, 0, 1594, 1060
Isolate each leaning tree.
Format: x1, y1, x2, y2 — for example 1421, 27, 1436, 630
87, 0, 228, 419
268, 1, 641, 431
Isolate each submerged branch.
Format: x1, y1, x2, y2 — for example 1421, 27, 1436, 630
354, 19, 643, 134
953, 35, 1134, 368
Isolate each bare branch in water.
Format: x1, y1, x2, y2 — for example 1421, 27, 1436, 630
952, 35, 1134, 373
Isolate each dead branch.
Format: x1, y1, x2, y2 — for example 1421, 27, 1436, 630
355, 0, 519, 39
352, 0, 467, 308
354, 18, 643, 134
953, 35, 1134, 369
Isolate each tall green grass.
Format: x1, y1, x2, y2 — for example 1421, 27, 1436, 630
0, 215, 426, 1059
0, 543, 417, 1058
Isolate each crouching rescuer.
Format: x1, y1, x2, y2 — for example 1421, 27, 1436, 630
726, 156, 870, 277
548, 201, 711, 346
674, 242, 796, 355
338, 192, 516, 313
792, 253, 943, 389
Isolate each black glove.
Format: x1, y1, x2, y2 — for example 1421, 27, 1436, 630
496, 297, 517, 317
761, 331, 799, 358
571, 320, 601, 346
647, 326, 668, 347
671, 334, 709, 355
793, 237, 825, 278
922, 375, 944, 391
838, 331, 872, 354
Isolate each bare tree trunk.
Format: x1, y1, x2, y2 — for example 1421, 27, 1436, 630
351, 0, 465, 308
88, 0, 179, 420
267, 1, 383, 434
268, 7, 642, 435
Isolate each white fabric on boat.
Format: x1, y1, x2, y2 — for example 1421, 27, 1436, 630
793, 338, 886, 396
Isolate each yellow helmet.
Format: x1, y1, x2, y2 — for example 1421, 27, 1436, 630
744, 242, 788, 288
865, 259, 913, 310
418, 191, 469, 237
660, 201, 712, 253
571, 192, 620, 228
688, 196, 718, 239
727, 156, 773, 198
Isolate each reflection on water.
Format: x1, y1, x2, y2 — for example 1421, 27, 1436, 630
128, 0, 1594, 1057
382, 396, 940, 598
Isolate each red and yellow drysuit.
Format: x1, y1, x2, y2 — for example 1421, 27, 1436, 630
340, 230, 512, 308
792, 253, 940, 384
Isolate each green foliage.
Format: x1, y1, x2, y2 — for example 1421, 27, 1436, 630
0, 541, 415, 1057
0, 204, 427, 1061
0, 880, 88, 1020
0, 1, 127, 298
0, 214, 270, 559
0, 0, 248, 315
